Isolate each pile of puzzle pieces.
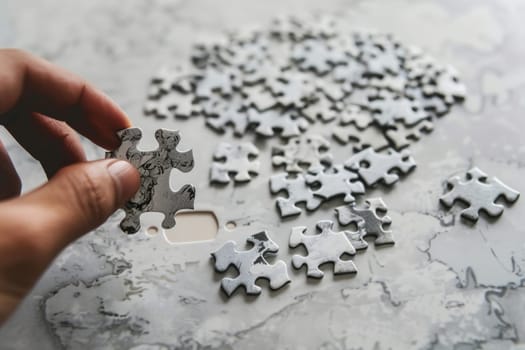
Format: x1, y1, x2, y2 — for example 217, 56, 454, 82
139, 14, 470, 296
132, 15, 521, 297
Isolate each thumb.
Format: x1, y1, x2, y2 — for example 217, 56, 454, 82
2, 159, 140, 254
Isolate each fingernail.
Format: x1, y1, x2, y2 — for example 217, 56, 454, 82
107, 160, 140, 203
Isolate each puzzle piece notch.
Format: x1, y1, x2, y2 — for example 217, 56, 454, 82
210, 142, 260, 184
289, 220, 357, 278
440, 167, 520, 222
212, 231, 290, 296
270, 173, 322, 217
305, 164, 365, 204
272, 134, 333, 173
336, 198, 394, 245
345, 148, 416, 187
106, 128, 195, 234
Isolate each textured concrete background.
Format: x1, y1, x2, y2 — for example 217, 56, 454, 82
0, 0, 524, 349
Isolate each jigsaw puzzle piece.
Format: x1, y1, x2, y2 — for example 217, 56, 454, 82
440, 167, 520, 222
336, 198, 394, 245
211, 231, 290, 296
210, 142, 260, 184
344, 148, 416, 187
290, 221, 357, 278
270, 173, 322, 217
271, 134, 333, 173
305, 164, 365, 203
106, 128, 195, 234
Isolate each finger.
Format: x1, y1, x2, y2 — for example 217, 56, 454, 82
5, 112, 86, 177
0, 49, 131, 150
0, 140, 21, 199
0, 159, 139, 260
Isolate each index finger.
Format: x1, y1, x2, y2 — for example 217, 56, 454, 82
0, 49, 131, 150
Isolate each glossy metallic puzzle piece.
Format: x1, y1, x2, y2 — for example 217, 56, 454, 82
440, 167, 520, 222
106, 128, 195, 234
211, 231, 291, 296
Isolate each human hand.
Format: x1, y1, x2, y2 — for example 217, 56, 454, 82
0, 49, 140, 324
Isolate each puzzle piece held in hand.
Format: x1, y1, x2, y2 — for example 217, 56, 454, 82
345, 148, 416, 187
210, 142, 260, 184
336, 198, 394, 245
272, 134, 333, 173
270, 173, 322, 217
106, 128, 195, 234
440, 167, 520, 222
211, 231, 290, 296
289, 220, 357, 278
305, 164, 365, 203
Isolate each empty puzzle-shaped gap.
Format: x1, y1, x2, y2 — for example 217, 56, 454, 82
146, 210, 219, 243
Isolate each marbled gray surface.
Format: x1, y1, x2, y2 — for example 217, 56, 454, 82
1, 0, 525, 349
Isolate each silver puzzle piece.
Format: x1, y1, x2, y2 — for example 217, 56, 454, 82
272, 134, 333, 173
292, 38, 348, 75
147, 65, 196, 98
270, 173, 322, 217
144, 92, 200, 120
204, 98, 249, 136
300, 94, 340, 123
336, 198, 394, 245
369, 93, 430, 128
211, 231, 290, 296
289, 220, 357, 278
267, 72, 317, 108
210, 142, 260, 184
248, 108, 309, 138
385, 120, 434, 150
195, 66, 241, 98
305, 164, 365, 203
440, 167, 520, 222
338, 104, 375, 129
422, 65, 467, 104
106, 128, 195, 234
332, 123, 389, 152
345, 148, 416, 187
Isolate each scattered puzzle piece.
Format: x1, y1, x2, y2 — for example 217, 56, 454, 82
385, 120, 434, 150
248, 108, 308, 138
345, 148, 416, 187
272, 134, 333, 173
270, 173, 322, 217
204, 99, 249, 136
292, 38, 348, 75
305, 164, 365, 203
440, 167, 520, 222
369, 93, 430, 127
338, 104, 375, 129
300, 93, 340, 122
106, 128, 195, 234
336, 198, 394, 245
332, 124, 389, 152
289, 220, 357, 278
210, 142, 260, 184
144, 92, 200, 119
211, 231, 290, 296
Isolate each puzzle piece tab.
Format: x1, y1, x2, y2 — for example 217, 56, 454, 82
210, 142, 260, 184
345, 148, 416, 187
289, 220, 357, 278
440, 167, 520, 222
106, 128, 195, 234
211, 231, 290, 296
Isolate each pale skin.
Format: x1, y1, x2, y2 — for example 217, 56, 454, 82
0, 49, 141, 324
